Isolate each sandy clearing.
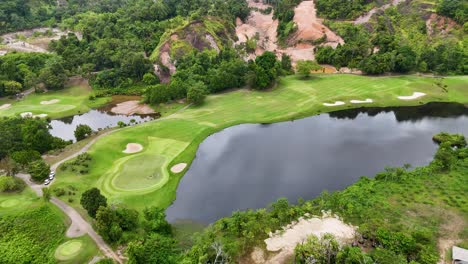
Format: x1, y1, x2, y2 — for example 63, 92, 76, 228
350, 99, 373, 104
122, 143, 143, 154
323, 101, 345, 106
40, 99, 60, 105
293, 1, 344, 45
110, 100, 156, 115
0, 104, 11, 110
170, 163, 187, 173
397, 92, 426, 100
34, 114, 48, 118
265, 215, 355, 252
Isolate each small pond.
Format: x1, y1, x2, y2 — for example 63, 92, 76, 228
166, 103, 468, 223
49, 98, 158, 141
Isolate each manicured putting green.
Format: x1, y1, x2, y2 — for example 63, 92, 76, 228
54, 240, 83, 261
0, 199, 20, 208
113, 154, 166, 190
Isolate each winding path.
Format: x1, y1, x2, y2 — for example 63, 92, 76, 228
15, 103, 192, 263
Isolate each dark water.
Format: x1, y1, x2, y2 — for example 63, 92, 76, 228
49, 109, 157, 142
166, 103, 468, 223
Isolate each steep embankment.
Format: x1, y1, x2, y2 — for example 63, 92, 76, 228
150, 19, 231, 83
235, 0, 344, 64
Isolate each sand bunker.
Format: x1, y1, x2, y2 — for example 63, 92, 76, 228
0, 104, 11, 110
111, 100, 156, 115
170, 163, 187, 173
265, 214, 355, 252
350, 99, 373, 104
323, 101, 345, 107
20, 112, 33, 118
20, 112, 48, 118
397, 92, 426, 100
40, 99, 60, 105
122, 143, 143, 154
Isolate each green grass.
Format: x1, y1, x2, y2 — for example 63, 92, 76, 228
52, 74, 468, 211
0, 85, 110, 119
0, 187, 100, 263
55, 236, 100, 264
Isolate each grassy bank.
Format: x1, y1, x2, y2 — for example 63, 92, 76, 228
0, 187, 100, 263
52, 74, 468, 211
0, 85, 110, 119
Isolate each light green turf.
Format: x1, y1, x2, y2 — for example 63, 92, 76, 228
52, 74, 468, 211
0, 187, 39, 215
55, 240, 83, 261
0, 85, 110, 119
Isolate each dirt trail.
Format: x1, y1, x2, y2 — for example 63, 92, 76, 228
354, 0, 406, 24
437, 211, 465, 264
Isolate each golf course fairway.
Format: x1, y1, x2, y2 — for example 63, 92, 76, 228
52, 74, 468, 211
0, 85, 110, 119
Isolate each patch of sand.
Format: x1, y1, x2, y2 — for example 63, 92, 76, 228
397, 92, 426, 100
111, 100, 156, 116
122, 143, 143, 154
34, 114, 48, 118
323, 101, 345, 107
20, 112, 33, 118
354, 0, 406, 25
350, 99, 373, 104
170, 163, 187, 173
263, 213, 355, 262
40, 99, 60, 105
0, 104, 11, 110
292, 1, 344, 45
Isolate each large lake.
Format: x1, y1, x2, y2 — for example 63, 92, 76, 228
166, 103, 468, 223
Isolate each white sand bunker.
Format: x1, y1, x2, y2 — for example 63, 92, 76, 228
20, 112, 47, 118
40, 99, 60, 105
265, 213, 355, 252
0, 104, 11, 110
397, 92, 426, 100
20, 112, 33, 118
122, 143, 143, 154
350, 98, 373, 104
111, 100, 155, 115
170, 163, 187, 173
323, 101, 345, 107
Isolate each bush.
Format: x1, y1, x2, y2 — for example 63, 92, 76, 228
74, 124, 93, 141
0, 176, 26, 193
80, 188, 107, 218
186, 82, 208, 105
53, 187, 66, 197
27, 160, 50, 182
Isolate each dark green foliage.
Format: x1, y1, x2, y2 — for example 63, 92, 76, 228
0, 117, 67, 160
186, 82, 207, 105
0, 53, 52, 96
0, 176, 26, 193
27, 159, 50, 182
61, 152, 92, 174
127, 233, 180, 264
95, 206, 139, 243
143, 207, 172, 235
10, 150, 41, 168
0, 205, 66, 263
251, 51, 282, 89
336, 246, 373, 263
315, 0, 372, 19
80, 187, 107, 218
74, 124, 93, 141
38, 57, 68, 90
436, 0, 467, 24
95, 258, 115, 264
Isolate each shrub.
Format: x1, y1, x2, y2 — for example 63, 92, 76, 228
80, 188, 107, 218
74, 124, 93, 141
186, 82, 208, 105
27, 160, 50, 182
0, 176, 26, 192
